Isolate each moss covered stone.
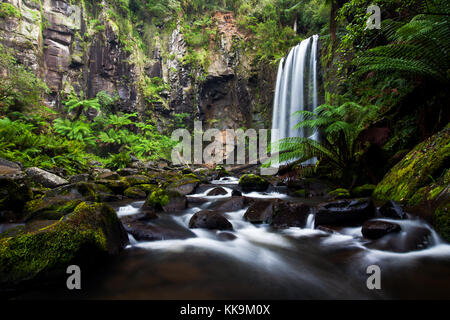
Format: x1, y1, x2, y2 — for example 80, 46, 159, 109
95, 178, 130, 194
238, 174, 269, 192
0, 202, 128, 288
124, 187, 147, 199
143, 188, 187, 212
0, 174, 33, 220
351, 184, 376, 198
434, 201, 450, 242
124, 175, 153, 186
328, 188, 351, 199
374, 125, 449, 202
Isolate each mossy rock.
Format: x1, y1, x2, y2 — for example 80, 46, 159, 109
24, 198, 84, 222
238, 174, 269, 192
374, 125, 449, 202
293, 189, 307, 198
134, 184, 159, 195
0, 202, 128, 288
351, 184, 376, 198
143, 188, 187, 212
95, 178, 130, 194
215, 165, 230, 177
328, 188, 351, 199
123, 175, 154, 186
166, 174, 200, 195
124, 187, 147, 199
434, 201, 450, 242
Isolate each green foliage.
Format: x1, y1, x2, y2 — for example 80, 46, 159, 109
64, 90, 101, 120
269, 102, 381, 186
0, 44, 48, 114
53, 118, 96, 146
104, 151, 132, 170
355, 11, 450, 84
0, 3, 22, 19
0, 118, 92, 174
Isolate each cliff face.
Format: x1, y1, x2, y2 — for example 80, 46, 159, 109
0, 0, 276, 131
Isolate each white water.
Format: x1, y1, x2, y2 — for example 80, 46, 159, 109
271, 35, 320, 165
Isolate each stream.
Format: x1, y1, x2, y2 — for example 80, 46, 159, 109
20, 177, 450, 299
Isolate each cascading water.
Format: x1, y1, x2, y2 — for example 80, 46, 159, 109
271, 35, 320, 165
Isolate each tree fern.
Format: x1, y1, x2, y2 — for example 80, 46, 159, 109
354, 4, 450, 84
268, 102, 380, 186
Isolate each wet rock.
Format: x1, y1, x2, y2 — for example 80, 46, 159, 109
189, 210, 233, 230
169, 182, 199, 195
95, 178, 130, 194
0, 158, 21, 175
367, 225, 433, 253
362, 220, 401, 239
379, 200, 407, 220
0, 202, 128, 289
315, 198, 377, 227
124, 187, 147, 199
211, 196, 253, 212
217, 232, 237, 241
143, 189, 187, 212
123, 219, 195, 241
231, 189, 242, 197
244, 199, 281, 223
68, 174, 90, 183
207, 187, 228, 196
238, 174, 269, 192
25, 167, 68, 188
270, 201, 312, 228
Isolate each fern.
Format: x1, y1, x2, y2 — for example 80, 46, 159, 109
354, 4, 450, 84
268, 102, 380, 186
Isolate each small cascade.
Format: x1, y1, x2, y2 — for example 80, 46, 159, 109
271, 35, 320, 165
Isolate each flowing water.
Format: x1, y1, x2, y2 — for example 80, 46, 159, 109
33, 177, 447, 300
271, 35, 320, 166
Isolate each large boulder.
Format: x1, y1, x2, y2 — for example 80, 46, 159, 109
0, 202, 128, 289
379, 200, 407, 220
24, 182, 118, 222
166, 174, 200, 195
362, 220, 401, 239
315, 198, 377, 227
25, 167, 68, 188
244, 199, 281, 223
270, 201, 312, 228
374, 125, 449, 202
374, 125, 449, 241
0, 172, 33, 222
0, 158, 21, 175
189, 210, 233, 230
121, 214, 195, 241
238, 174, 269, 192
207, 187, 228, 196
143, 189, 187, 212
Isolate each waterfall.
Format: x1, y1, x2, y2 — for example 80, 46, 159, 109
271, 35, 320, 165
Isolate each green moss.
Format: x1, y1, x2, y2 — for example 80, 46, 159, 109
134, 184, 159, 195
144, 188, 184, 211
95, 178, 130, 194
0, 202, 123, 285
328, 188, 351, 199
239, 174, 269, 191
434, 202, 450, 242
374, 125, 450, 202
124, 186, 147, 199
293, 189, 307, 198
351, 184, 376, 197
124, 175, 152, 186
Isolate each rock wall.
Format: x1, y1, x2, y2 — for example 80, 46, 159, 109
0, 1, 276, 132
